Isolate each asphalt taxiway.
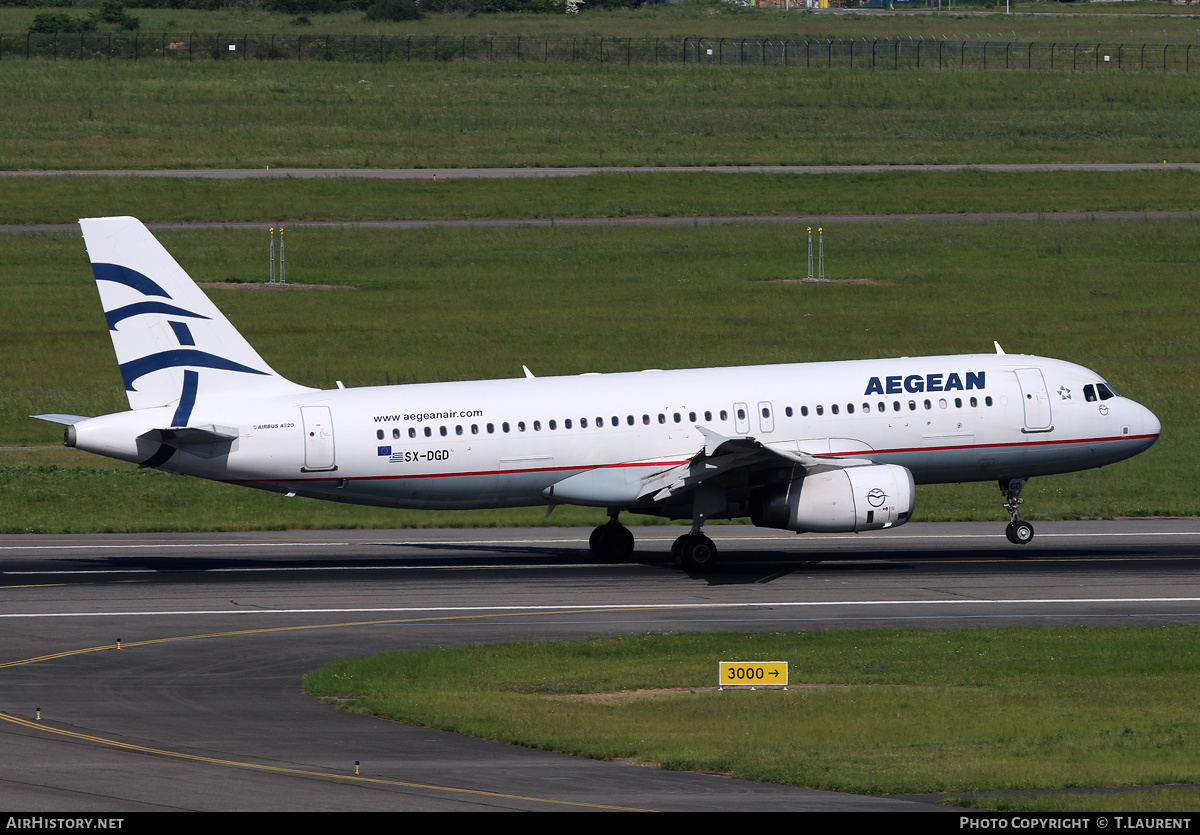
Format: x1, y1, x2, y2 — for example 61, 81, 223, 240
3, 519, 1200, 811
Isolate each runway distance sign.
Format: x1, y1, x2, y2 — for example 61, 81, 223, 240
718, 661, 788, 689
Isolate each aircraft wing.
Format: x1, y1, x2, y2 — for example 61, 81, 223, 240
544, 426, 875, 508
637, 427, 876, 503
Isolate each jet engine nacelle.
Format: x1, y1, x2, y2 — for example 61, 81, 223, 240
749, 464, 915, 533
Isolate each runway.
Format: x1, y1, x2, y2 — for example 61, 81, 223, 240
3, 519, 1200, 811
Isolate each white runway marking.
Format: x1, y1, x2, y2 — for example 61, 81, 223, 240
4, 597, 1200, 619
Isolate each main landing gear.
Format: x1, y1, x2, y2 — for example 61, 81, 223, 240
672, 531, 718, 571
589, 514, 635, 562
1001, 477, 1035, 545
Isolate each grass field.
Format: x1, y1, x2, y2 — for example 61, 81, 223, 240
3, 61, 1199, 168
303, 626, 1200, 804
4, 216, 1194, 532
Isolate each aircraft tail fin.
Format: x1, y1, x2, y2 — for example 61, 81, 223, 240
80, 217, 313, 415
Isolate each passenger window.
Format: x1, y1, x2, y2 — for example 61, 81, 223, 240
816, 405, 824, 416
565, 419, 573, 429
376, 430, 384, 440
455, 425, 463, 436
424, 427, 432, 437
785, 407, 793, 417
487, 423, 494, 434
705, 411, 713, 421
502, 422, 510, 433
720, 410, 728, 421
518, 421, 526, 432
801, 406, 809, 416
581, 418, 588, 428
533, 421, 541, 431
440, 426, 448, 436
549, 420, 557, 430
409, 427, 417, 438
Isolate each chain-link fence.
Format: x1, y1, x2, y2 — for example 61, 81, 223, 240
2, 32, 1196, 71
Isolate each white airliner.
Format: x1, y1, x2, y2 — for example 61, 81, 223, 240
36, 217, 1161, 569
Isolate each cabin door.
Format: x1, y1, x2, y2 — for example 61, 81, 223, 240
301, 406, 337, 472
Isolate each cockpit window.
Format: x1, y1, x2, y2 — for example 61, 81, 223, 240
1085, 383, 1118, 402
1097, 383, 1116, 400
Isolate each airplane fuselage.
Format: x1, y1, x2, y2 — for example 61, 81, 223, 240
69, 352, 1159, 518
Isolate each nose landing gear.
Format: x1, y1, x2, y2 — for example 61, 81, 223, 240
1001, 477, 1034, 545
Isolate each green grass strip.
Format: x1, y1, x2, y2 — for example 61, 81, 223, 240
3, 62, 1199, 168
2, 169, 1200, 225
303, 626, 1200, 804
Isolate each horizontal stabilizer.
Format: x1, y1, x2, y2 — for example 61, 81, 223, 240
31, 414, 92, 426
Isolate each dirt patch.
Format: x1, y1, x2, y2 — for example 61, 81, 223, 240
202, 282, 356, 291
766, 278, 894, 286
547, 684, 859, 703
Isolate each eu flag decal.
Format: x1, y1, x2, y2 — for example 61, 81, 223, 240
377, 446, 391, 456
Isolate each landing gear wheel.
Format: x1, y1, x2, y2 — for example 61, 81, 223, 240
589, 524, 634, 562
673, 533, 718, 571
999, 477, 1034, 550
1006, 520, 1034, 545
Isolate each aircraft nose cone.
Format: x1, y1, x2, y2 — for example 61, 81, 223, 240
1142, 403, 1161, 445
